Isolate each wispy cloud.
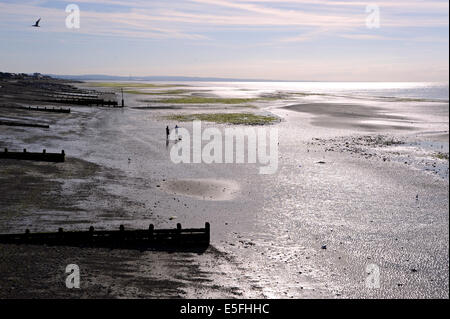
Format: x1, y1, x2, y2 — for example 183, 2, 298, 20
0, 1, 206, 40
0, 0, 448, 41
0, 0, 448, 81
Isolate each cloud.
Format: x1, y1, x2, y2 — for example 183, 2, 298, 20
0, 0, 448, 43
0, 1, 206, 40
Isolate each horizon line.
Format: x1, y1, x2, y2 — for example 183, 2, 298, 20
44, 73, 449, 84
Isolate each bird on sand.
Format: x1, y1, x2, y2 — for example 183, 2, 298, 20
32, 18, 41, 27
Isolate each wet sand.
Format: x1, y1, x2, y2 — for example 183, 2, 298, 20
0, 244, 249, 299
284, 102, 416, 131
160, 179, 240, 201
0, 77, 448, 298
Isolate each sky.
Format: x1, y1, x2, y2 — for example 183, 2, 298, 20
0, 0, 448, 81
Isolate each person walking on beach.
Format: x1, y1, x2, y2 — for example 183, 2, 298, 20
166, 125, 170, 139
175, 125, 179, 135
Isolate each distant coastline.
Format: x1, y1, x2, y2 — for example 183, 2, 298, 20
46, 74, 449, 83
46, 74, 288, 82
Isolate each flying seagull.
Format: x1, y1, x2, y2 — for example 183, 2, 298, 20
32, 18, 41, 27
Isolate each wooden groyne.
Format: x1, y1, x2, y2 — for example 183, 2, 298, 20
0, 223, 210, 251
3, 106, 70, 114
24, 106, 71, 114
44, 97, 119, 107
54, 92, 100, 98
0, 148, 65, 162
0, 120, 49, 128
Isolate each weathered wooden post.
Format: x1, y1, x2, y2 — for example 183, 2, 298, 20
205, 222, 210, 244
119, 224, 125, 245
24, 229, 30, 243
89, 226, 94, 246
58, 227, 64, 244
43, 149, 46, 154
176, 223, 182, 245
121, 88, 124, 108
149, 224, 154, 241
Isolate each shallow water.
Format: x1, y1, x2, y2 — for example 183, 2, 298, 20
1, 81, 448, 298
118, 81, 449, 101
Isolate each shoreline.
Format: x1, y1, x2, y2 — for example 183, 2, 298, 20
0, 76, 448, 298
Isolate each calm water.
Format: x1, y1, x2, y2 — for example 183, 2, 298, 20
134, 81, 449, 101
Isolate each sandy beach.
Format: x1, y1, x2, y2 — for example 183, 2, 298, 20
0, 75, 448, 298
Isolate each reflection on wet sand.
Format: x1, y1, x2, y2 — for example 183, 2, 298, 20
0, 75, 448, 298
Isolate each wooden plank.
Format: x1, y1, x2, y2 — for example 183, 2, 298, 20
0, 120, 49, 128
0, 148, 65, 162
0, 223, 210, 251
24, 106, 71, 114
